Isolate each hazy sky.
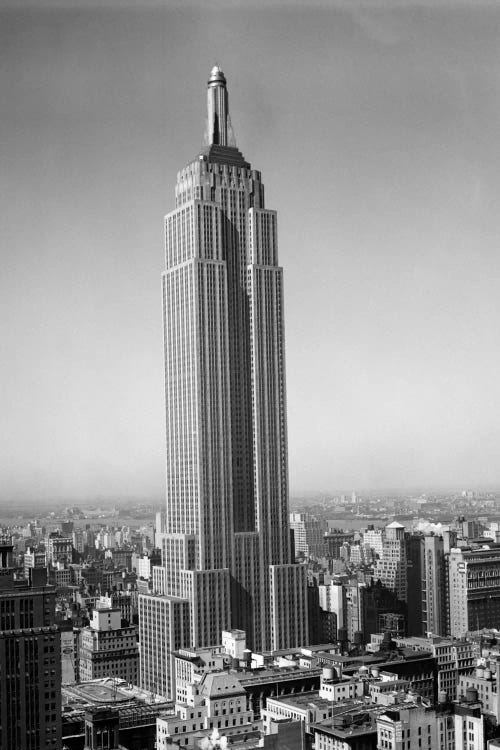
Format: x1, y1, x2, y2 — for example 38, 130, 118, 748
1, 0, 500, 502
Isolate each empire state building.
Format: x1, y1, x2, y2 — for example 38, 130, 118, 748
139, 68, 308, 700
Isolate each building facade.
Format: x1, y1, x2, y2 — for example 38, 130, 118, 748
448, 546, 500, 637
0, 541, 61, 750
373, 522, 407, 603
79, 608, 138, 683
289, 513, 328, 559
395, 636, 475, 701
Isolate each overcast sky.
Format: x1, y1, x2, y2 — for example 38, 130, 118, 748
1, 0, 500, 503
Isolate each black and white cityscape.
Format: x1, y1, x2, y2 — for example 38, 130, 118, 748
2, 3, 500, 750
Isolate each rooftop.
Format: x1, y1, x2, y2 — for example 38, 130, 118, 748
266, 691, 353, 712
62, 678, 170, 708
199, 672, 246, 697
238, 665, 322, 686
312, 708, 381, 739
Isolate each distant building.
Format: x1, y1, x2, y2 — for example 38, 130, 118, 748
221, 629, 247, 660
47, 533, 73, 565
405, 533, 423, 637
458, 518, 484, 541
308, 585, 337, 645
24, 545, 47, 577
98, 590, 138, 626
60, 619, 77, 684
72, 528, 85, 555
289, 513, 328, 559
318, 579, 346, 629
344, 580, 364, 644
324, 530, 355, 561
61, 521, 74, 537
133, 549, 161, 580
51, 562, 74, 590
422, 534, 454, 637
104, 547, 133, 571
372, 522, 407, 603
362, 526, 384, 559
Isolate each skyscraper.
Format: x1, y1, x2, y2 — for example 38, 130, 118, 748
372, 521, 407, 603
0, 539, 61, 750
139, 67, 308, 698
421, 534, 446, 637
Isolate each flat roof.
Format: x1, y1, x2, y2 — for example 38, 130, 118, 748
238, 666, 322, 686
267, 691, 336, 711
62, 679, 170, 707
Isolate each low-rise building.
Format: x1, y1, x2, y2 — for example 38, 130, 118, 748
157, 672, 257, 750
395, 636, 475, 700
458, 662, 500, 723
313, 708, 378, 750
263, 691, 347, 737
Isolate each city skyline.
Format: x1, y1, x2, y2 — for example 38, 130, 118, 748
2, 2, 500, 502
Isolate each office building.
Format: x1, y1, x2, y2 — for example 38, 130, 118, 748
422, 535, 446, 636
363, 580, 406, 643
324, 530, 354, 560
46, 533, 73, 566
0, 539, 61, 750
140, 67, 307, 698
72, 528, 85, 555
79, 607, 138, 683
372, 522, 407, 603
344, 580, 364, 644
24, 545, 47, 578
289, 513, 327, 559
448, 545, 500, 637
395, 636, 474, 701
405, 533, 423, 636
362, 526, 384, 559
139, 593, 191, 700
318, 578, 345, 630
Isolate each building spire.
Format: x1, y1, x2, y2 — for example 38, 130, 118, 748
207, 65, 229, 146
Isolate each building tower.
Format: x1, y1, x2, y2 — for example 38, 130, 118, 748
139, 67, 307, 698
0, 538, 61, 750
372, 521, 408, 603
421, 534, 446, 636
